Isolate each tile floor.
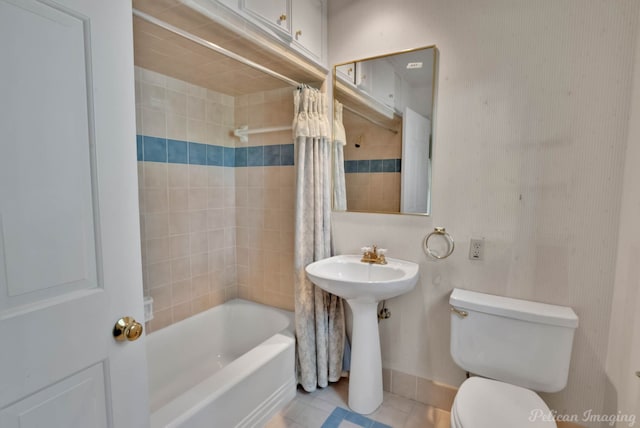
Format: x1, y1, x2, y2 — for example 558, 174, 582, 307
266, 378, 451, 428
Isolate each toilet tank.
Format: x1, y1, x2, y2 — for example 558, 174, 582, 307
449, 288, 578, 393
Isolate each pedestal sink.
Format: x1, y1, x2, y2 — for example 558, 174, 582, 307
305, 255, 419, 414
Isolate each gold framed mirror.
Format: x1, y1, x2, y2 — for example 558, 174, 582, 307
332, 45, 438, 215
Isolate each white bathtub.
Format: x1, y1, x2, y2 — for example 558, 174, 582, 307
146, 299, 296, 428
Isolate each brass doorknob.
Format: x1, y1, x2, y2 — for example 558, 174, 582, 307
279, 14, 287, 21
113, 316, 143, 342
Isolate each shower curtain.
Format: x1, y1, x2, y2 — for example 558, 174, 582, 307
332, 100, 347, 211
293, 86, 346, 391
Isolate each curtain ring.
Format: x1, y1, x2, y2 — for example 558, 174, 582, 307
424, 227, 455, 260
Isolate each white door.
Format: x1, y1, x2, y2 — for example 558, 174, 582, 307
401, 107, 431, 213
0, 0, 149, 427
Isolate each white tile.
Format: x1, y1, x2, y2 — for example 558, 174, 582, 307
264, 413, 300, 428
166, 75, 188, 93
338, 421, 361, 428
139, 67, 166, 86
382, 391, 416, 413
308, 382, 349, 408
369, 403, 410, 427
308, 396, 337, 413
141, 82, 165, 110
403, 403, 450, 428
280, 400, 309, 421
288, 401, 331, 428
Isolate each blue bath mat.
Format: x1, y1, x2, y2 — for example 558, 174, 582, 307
321, 407, 392, 428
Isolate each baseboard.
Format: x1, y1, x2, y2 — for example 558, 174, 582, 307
382, 368, 457, 411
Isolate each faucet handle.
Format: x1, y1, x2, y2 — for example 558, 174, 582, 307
361, 246, 371, 254
377, 248, 387, 255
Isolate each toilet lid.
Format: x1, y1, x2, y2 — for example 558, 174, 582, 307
452, 377, 557, 428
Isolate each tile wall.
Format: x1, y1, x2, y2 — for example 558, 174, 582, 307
135, 67, 297, 332
234, 88, 296, 310
345, 172, 401, 212
135, 67, 238, 332
342, 109, 402, 212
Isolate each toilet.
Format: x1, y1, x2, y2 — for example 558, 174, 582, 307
449, 288, 579, 428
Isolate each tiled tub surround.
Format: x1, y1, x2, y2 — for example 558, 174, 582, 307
136, 67, 297, 332
234, 88, 297, 310
342, 108, 403, 212
345, 171, 402, 212
344, 159, 402, 212
138, 158, 239, 332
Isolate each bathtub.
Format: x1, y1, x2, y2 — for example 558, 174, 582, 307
146, 299, 296, 428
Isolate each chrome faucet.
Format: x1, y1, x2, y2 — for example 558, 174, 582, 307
361, 244, 387, 264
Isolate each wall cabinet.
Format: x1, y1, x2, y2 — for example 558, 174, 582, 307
354, 59, 400, 111
242, 0, 291, 35
291, 0, 324, 60
238, 0, 326, 64
370, 60, 395, 108
336, 63, 355, 84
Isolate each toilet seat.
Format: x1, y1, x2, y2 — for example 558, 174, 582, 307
451, 377, 557, 428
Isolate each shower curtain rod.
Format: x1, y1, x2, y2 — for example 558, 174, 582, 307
233, 125, 292, 143
133, 10, 397, 136
342, 105, 399, 134
132, 8, 302, 88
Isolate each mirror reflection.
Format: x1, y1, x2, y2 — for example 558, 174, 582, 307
332, 46, 438, 215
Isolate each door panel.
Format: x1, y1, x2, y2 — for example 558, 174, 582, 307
0, 0, 148, 425
0, 363, 108, 428
0, 0, 99, 308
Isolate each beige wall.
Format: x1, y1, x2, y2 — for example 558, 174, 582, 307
329, 0, 639, 424
606, 5, 640, 424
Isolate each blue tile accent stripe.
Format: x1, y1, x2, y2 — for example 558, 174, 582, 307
168, 139, 187, 164
321, 407, 392, 428
207, 144, 223, 166
143, 136, 167, 163
137, 135, 294, 167
136, 135, 143, 161
345, 159, 401, 173
188, 142, 207, 165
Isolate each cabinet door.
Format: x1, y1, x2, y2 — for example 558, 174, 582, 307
292, 0, 324, 60
356, 61, 372, 93
242, 0, 291, 34
371, 59, 395, 108
336, 63, 355, 84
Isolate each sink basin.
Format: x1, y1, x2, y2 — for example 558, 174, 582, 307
305, 255, 419, 301
305, 254, 420, 415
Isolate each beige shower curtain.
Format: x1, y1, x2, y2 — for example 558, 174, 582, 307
293, 86, 346, 391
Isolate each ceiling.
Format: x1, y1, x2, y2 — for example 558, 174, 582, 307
386, 47, 436, 88
131, 0, 326, 96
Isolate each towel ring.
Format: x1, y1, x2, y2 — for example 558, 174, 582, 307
424, 227, 455, 260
